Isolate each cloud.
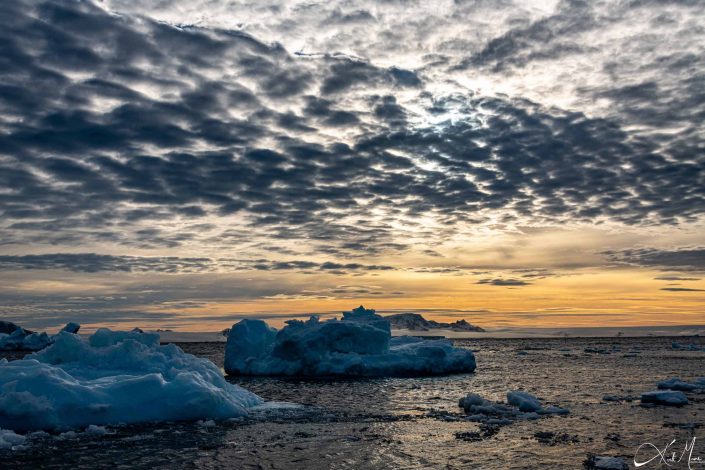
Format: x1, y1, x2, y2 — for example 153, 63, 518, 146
0, 253, 214, 273
476, 278, 531, 287
654, 276, 700, 281
0, 0, 702, 262
0, 253, 397, 274
604, 248, 705, 272
660, 287, 705, 292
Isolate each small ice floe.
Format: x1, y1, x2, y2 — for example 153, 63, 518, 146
516, 350, 529, 356
0, 428, 26, 450
584, 454, 628, 470
657, 377, 705, 392
458, 391, 568, 425
640, 390, 688, 407
0, 322, 81, 351
224, 306, 476, 376
0, 328, 263, 432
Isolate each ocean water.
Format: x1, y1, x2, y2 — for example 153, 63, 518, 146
2, 337, 704, 469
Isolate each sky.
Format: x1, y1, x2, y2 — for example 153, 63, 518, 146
0, 0, 704, 332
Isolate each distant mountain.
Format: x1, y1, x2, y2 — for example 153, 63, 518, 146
384, 313, 485, 332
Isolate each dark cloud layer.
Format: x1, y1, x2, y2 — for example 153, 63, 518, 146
660, 287, 705, 292
0, 0, 702, 260
0, 253, 396, 274
476, 278, 531, 287
604, 248, 705, 272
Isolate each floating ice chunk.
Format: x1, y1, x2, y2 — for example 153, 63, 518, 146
458, 393, 492, 412
0, 329, 51, 351
0, 322, 80, 351
0, 329, 262, 431
0, 428, 25, 450
224, 306, 476, 376
457, 391, 568, 425
0, 321, 23, 335
640, 390, 688, 407
507, 391, 542, 412
585, 455, 628, 470
657, 378, 700, 392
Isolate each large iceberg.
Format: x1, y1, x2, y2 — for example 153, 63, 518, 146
0, 328, 262, 431
224, 306, 477, 376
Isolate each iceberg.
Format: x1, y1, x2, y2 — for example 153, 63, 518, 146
0, 328, 262, 431
224, 306, 476, 376
0, 322, 80, 351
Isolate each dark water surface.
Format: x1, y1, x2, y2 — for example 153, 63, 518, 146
2, 337, 704, 469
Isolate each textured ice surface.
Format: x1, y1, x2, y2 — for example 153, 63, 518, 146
225, 306, 476, 376
0, 329, 262, 431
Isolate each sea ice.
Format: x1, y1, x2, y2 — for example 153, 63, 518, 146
224, 306, 476, 376
640, 390, 688, 407
0, 329, 263, 431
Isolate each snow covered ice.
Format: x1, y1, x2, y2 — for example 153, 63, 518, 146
224, 306, 476, 376
0, 328, 262, 431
